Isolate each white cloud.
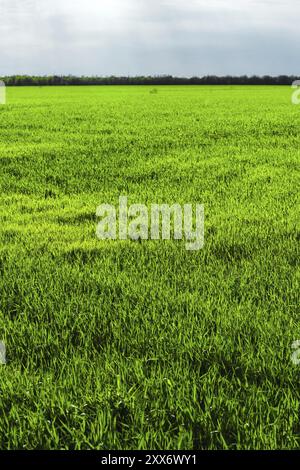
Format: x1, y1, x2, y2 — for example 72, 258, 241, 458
0, 0, 299, 75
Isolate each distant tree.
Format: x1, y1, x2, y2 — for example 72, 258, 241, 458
1, 75, 299, 87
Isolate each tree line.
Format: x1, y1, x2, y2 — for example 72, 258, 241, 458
1, 75, 299, 86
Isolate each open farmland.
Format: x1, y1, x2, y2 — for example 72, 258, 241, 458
0, 85, 299, 449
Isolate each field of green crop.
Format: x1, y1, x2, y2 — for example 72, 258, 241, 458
0, 85, 299, 449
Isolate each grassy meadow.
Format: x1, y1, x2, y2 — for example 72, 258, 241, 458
0, 85, 299, 449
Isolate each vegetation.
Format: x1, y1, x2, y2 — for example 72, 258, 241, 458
0, 85, 299, 449
1, 75, 299, 86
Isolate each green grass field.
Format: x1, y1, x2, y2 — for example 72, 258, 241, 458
0, 85, 299, 450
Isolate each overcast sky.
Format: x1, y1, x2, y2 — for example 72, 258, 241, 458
0, 0, 299, 76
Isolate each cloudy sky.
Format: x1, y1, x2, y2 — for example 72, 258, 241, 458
0, 0, 299, 76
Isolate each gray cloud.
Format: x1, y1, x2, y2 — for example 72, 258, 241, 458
0, 0, 299, 75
